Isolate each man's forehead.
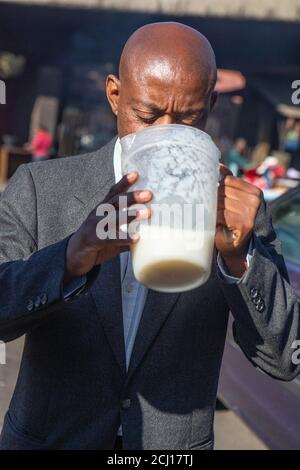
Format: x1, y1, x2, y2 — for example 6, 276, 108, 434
124, 59, 212, 101
127, 73, 210, 107
128, 53, 205, 83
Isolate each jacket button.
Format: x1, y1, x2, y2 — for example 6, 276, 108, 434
250, 288, 259, 299
121, 398, 131, 410
34, 296, 41, 308
256, 300, 265, 312
40, 293, 48, 305
252, 296, 261, 305
26, 300, 34, 312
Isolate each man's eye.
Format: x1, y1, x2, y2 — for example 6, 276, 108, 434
183, 114, 202, 125
138, 115, 157, 124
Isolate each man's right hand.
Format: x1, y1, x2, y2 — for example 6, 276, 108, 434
64, 172, 152, 282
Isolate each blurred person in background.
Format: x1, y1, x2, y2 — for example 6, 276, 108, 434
244, 156, 285, 190
25, 125, 53, 162
284, 118, 298, 153
285, 121, 300, 173
226, 137, 253, 176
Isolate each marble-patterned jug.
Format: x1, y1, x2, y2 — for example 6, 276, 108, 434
121, 124, 220, 293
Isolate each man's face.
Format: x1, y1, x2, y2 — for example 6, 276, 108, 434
106, 61, 217, 138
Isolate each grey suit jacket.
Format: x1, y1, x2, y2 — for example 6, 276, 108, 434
0, 137, 299, 450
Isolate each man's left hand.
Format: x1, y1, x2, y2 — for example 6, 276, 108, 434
216, 164, 262, 278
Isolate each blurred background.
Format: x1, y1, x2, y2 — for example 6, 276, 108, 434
1, 0, 300, 450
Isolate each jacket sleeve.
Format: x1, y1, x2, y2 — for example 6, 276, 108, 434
218, 194, 300, 381
0, 164, 71, 342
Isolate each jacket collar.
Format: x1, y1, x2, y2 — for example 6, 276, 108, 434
73, 136, 117, 206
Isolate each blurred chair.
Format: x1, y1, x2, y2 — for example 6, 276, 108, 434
0, 145, 31, 187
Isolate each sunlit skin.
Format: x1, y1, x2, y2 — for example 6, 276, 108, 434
65, 22, 261, 281
107, 23, 217, 137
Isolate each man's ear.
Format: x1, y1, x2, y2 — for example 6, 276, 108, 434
210, 90, 218, 111
106, 74, 120, 116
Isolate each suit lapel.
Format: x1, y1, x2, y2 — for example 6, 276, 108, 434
90, 256, 126, 376
72, 137, 126, 376
73, 136, 117, 206
126, 289, 180, 382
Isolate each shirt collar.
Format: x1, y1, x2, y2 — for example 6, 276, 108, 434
113, 137, 122, 184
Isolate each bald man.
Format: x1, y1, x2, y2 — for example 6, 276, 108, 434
0, 23, 299, 450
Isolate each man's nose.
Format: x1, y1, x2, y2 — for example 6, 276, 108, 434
155, 114, 176, 125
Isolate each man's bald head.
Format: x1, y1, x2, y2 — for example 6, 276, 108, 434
119, 22, 217, 94
106, 22, 218, 137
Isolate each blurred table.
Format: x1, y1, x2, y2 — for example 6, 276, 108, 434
0, 146, 31, 186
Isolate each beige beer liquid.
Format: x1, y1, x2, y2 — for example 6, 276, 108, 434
131, 225, 215, 293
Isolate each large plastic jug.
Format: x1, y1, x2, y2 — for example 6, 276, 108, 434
120, 124, 220, 293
